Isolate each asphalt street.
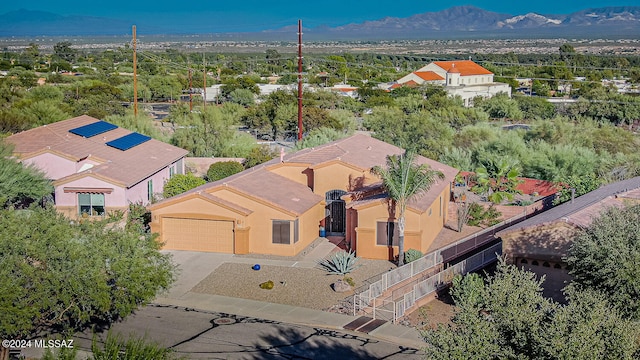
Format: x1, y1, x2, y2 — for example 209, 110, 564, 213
74, 304, 425, 360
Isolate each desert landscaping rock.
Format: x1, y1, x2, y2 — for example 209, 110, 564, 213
332, 279, 352, 293
191, 258, 395, 310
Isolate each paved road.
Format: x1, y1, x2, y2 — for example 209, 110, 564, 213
74, 304, 424, 360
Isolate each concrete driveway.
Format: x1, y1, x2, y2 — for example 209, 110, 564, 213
162, 250, 235, 299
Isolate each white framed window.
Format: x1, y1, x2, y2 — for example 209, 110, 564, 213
78, 193, 105, 216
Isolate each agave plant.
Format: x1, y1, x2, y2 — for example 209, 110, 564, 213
317, 250, 360, 275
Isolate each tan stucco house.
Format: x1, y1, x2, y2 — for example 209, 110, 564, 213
148, 134, 458, 260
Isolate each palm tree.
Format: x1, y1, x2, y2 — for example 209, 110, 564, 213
371, 151, 444, 265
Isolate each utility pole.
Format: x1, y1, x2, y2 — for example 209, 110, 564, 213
203, 53, 207, 110
188, 67, 193, 112
297, 19, 303, 142
132, 25, 138, 117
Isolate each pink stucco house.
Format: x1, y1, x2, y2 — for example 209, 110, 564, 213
5, 115, 188, 219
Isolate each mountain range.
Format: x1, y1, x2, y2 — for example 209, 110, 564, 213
1, 6, 639, 39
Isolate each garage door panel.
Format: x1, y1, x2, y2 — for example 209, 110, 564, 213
163, 218, 234, 253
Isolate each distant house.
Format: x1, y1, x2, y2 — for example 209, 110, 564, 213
5, 115, 188, 219
387, 60, 512, 107
496, 176, 640, 298
148, 134, 458, 259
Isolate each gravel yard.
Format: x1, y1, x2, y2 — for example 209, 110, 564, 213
191, 259, 396, 310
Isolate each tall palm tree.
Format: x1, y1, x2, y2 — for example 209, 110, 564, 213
371, 151, 444, 265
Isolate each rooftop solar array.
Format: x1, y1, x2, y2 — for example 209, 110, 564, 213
106, 132, 152, 151
69, 120, 117, 138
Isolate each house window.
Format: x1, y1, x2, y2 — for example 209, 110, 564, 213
78, 193, 105, 216
272, 219, 298, 245
376, 221, 399, 246
169, 166, 175, 178
439, 196, 442, 217
147, 179, 153, 201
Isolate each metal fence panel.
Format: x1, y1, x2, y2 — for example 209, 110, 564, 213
414, 274, 439, 300
412, 256, 432, 274
404, 292, 414, 311
370, 280, 384, 298
387, 265, 412, 288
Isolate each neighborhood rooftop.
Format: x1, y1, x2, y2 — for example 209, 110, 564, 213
6, 115, 188, 187
497, 175, 640, 234
152, 133, 458, 214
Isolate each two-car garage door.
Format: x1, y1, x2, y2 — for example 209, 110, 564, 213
162, 217, 234, 253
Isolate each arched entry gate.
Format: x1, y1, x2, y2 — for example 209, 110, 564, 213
325, 190, 347, 235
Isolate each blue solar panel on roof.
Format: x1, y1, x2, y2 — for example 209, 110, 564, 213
106, 132, 151, 151
69, 120, 117, 138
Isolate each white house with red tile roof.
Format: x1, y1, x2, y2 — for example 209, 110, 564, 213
5, 115, 188, 219
391, 60, 512, 106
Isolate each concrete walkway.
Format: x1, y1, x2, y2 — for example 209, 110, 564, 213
157, 238, 426, 350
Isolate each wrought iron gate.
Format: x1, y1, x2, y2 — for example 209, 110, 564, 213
325, 190, 347, 234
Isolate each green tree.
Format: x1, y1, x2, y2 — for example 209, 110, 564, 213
228, 88, 255, 106
243, 145, 278, 169
0, 141, 53, 207
295, 127, 349, 150
422, 261, 640, 360
162, 173, 206, 198
371, 151, 444, 265
566, 204, 640, 319
206, 161, 244, 182
0, 206, 175, 339
476, 93, 523, 120
53, 41, 77, 63
472, 158, 522, 204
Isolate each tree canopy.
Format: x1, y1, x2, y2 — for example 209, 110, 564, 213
0, 141, 53, 207
0, 206, 175, 339
566, 204, 640, 319
422, 261, 640, 360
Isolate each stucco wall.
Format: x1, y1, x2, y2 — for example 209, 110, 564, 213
352, 185, 450, 260
268, 163, 310, 188
312, 163, 375, 196
501, 222, 577, 263
126, 165, 173, 205
212, 188, 322, 256
23, 152, 76, 180
54, 176, 126, 213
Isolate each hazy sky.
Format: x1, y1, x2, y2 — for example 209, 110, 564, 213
1, 1, 634, 32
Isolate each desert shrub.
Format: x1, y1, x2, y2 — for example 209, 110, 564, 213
162, 173, 206, 198
318, 250, 360, 275
343, 276, 356, 287
91, 331, 181, 360
206, 161, 243, 182
467, 203, 502, 227
404, 249, 423, 263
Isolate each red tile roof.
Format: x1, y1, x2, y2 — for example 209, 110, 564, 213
414, 71, 444, 81
6, 115, 188, 187
458, 171, 558, 197
433, 60, 493, 76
